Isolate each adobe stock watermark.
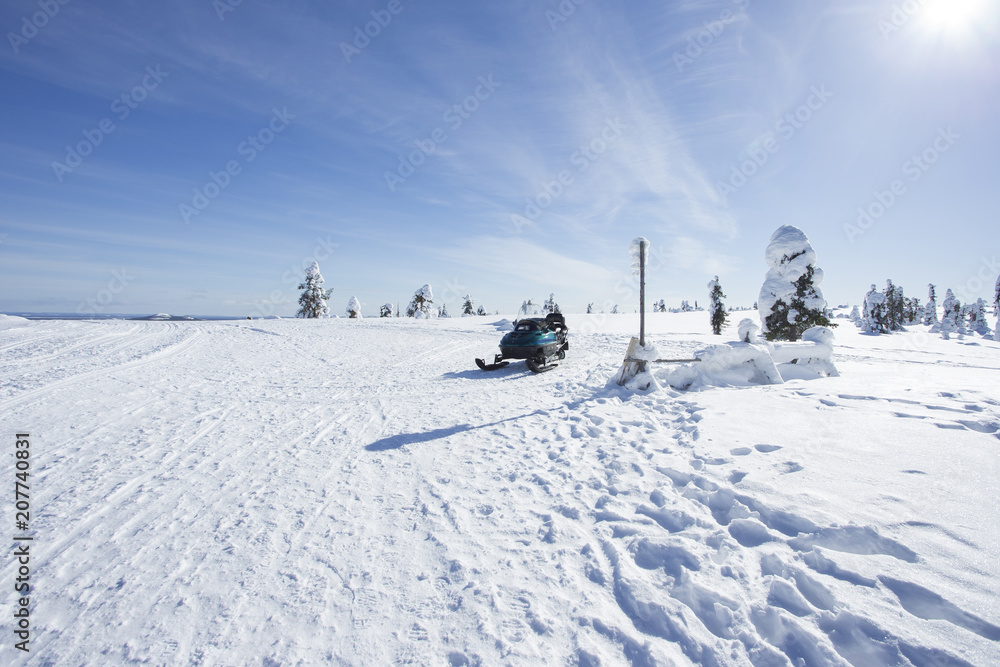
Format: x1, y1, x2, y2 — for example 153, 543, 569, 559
716, 84, 833, 203
877, 0, 924, 39
340, 0, 408, 63
179, 107, 295, 224
545, 0, 587, 31
954, 255, 998, 306
7, 0, 71, 54
384, 75, 501, 192
510, 117, 625, 232
213, 0, 243, 21
249, 235, 338, 318
76, 268, 134, 315
51, 65, 169, 182
674, 0, 750, 72
844, 127, 959, 244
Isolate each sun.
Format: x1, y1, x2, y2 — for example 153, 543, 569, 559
917, 0, 991, 37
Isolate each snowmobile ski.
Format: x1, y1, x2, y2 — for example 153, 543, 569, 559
476, 356, 510, 371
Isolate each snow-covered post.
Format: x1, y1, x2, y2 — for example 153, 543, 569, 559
630, 237, 649, 347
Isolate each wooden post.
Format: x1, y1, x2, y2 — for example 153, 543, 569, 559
639, 239, 646, 348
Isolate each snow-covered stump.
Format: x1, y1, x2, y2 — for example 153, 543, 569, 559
612, 337, 660, 391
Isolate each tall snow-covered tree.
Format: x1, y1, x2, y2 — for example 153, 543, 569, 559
346, 297, 362, 319
862, 285, 888, 334
543, 293, 561, 314
995, 274, 1000, 341
462, 295, 475, 316
923, 284, 938, 326
707, 276, 728, 335
885, 280, 905, 331
939, 289, 960, 339
406, 284, 434, 318
296, 261, 332, 318
380, 303, 393, 318
758, 225, 833, 341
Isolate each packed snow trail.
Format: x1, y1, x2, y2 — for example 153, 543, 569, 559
0, 314, 997, 665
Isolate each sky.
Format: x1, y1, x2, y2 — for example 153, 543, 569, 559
1, 0, 997, 317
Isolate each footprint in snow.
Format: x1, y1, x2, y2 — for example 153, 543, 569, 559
730, 447, 752, 456
781, 462, 803, 474
755, 444, 782, 453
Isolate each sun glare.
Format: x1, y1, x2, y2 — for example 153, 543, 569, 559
917, 0, 990, 36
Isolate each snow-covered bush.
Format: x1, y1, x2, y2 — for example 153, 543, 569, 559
476, 305, 487, 316
758, 226, 833, 341
346, 297, 362, 319
737, 318, 760, 343
708, 276, 728, 335
939, 289, 960, 339
923, 284, 938, 326
380, 303, 393, 318
296, 261, 332, 318
406, 284, 434, 318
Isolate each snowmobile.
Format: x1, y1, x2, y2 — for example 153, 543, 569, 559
476, 313, 569, 373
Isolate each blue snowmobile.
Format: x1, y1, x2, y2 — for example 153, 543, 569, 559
476, 313, 569, 373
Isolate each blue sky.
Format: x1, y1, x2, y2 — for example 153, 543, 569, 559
1, 0, 997, 317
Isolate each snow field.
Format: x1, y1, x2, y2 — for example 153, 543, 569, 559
0, 313, 998, 665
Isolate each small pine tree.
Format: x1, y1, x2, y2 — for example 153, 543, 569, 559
406, 284, 434, 318
296, 261, 332, 318
476, 305, 487, 316
380, 303, 393, 318
885, 280, 905, 331
611, 304, 619, 314
462, 295, 475, 316
586, 303, 593, 314
657, 299, 666, 313
346, 297, 362, 319
439, 303, 450, 318
708, 276, 728, 335
543, 293, 560, 314
923, 284, 938, 326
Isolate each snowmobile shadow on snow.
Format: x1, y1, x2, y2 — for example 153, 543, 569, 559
365, 410, 549, 451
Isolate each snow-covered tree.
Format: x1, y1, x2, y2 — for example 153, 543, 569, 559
966, 299, 991, 336
995, 274, 1000, 341
885, 280, 905, 331
439, 303, 450, 318
380, 303, 393, 318
923, 284, 938, 326
476, 305, 487, 316
543, 293, 561, 314
862, 285, 888, 334
586, 303, 593, 314
611, 304, 619, 314
680, 300, 693, 312
708, 276, 728, 335
939, 289, 960, 339
849, 305, 862, 326
656, 299, 666, 313
406, 284, 434, 318
758, 225, 833, 341
462, 295, 475, 316
346, 296, 362, 319
296, 261, 332, 318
